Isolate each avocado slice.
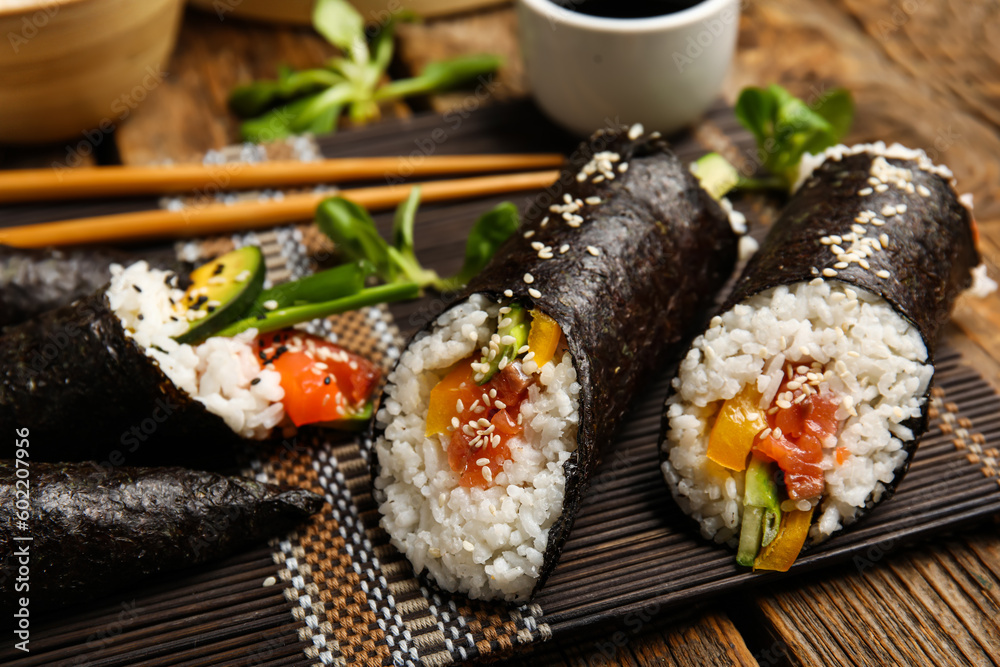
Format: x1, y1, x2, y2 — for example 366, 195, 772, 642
477, 303, 529, 385
175, 246, 265, 345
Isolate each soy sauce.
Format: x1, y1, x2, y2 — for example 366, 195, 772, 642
557, 0, 704, 19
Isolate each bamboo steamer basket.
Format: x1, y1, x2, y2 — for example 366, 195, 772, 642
0, 0, 184, 144
189, 0, 508, 24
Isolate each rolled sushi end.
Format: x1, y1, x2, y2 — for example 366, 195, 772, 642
373, 294, 580, 601
661, 279, 932, 565
106, 260, 288, 439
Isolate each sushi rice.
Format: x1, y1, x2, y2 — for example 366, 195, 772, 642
662, 279, 932, 545
373, 294, 580, 601
107, 261, 286, 440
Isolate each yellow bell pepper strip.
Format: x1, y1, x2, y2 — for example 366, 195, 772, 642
754, 506, 815, 572
425, 358, 479, 436
707, 386, 768, 471
526, 309, 561, 369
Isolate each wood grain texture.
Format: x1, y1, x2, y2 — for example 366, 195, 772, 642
724, 0, 1000, 223
499, 610, 760, 667
756, 530, 1000, 667
113, 8, 341, 165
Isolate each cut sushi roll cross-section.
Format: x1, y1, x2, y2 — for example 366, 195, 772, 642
374, 125, 742, 602
661, 143, 987, 572
0, 246, 412, 467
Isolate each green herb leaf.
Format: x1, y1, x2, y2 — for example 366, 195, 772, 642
734, 84, 854, 192
436, 201, 519, 291
312, 0, 367, 61
375, 54, 503, 101
229, 68, 342, 118
316, 197, 396, 282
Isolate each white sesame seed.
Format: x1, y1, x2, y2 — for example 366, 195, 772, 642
495, 400, 506, 410
517, 344, 530, 354
858, 188, 873, 196
896, 204, 907, 214
541, 216, 549, 226
500, 335, 516, 346
482, 467, 493, 483
524, 230, 535, 239
868, 177, 881, 186
560, 244, 570, 254
524, 351, 535, 362
538, 251, 554, 259
586, 246, 600, 256
876, 269, 891, 278
831, 235, 842, 244
463, 541, 474, 551
504, 289, 514, 297
593, 175, 605, 184
859, 258, 871, 269
585, 196, 602, 205
619, 163, 629, 173
263, 299, 279, 311
834, 262, 848, 269
875, 184, 889, 193
531, 241, 543, 250
881, 205, 896, 217
823, 268, 838, 277
523, 273, 534, 284
917, 184, 931, 197
628, 123, 644, 140
476, 457, 490, 467
820, 236, 832, 245
528, 288, 541, 299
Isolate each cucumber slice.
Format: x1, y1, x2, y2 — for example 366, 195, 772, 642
737, 506, 765, 566
175, 246, 265, 345
320, 401, 374, 431
745, 456, 783, 547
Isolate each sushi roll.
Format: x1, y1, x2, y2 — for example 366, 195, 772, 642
660, 143, 989, 571
0, 460, 324, 610
373, 125, 742, 601
0, 244, 188, 329
0, 248, 382, 468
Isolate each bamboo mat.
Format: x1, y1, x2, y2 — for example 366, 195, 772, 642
1, 102, 998, 666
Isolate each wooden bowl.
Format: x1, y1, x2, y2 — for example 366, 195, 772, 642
189, 0, 508, 24
0, 0, 184, 144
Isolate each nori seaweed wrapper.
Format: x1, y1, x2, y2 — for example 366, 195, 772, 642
0, 461, 323, 610
726, 150, 978, 351
374, 126, 740, 597
0, 289, 243, 469
661, 147, 979, 532
0, 244, 189, 329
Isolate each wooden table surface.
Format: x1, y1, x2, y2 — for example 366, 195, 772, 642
2, 2, 999, 665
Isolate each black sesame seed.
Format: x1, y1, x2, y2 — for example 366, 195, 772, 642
133, 285, 142, 293
324, 377, 331, 385
207, 306, 216, 313
251, 377, 261, 385
212, 263, 225, 276
137, 314, 144, 320
256, 314, 266, 320
258, 351, 267, 360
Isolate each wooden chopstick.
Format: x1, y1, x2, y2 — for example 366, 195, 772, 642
0, 170, 561, 248
0, 154, 565, 204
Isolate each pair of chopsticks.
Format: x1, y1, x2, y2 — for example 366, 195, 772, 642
0, 154, 564, 247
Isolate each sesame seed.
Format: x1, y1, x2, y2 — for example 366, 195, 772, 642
476, 457, 490, 467
880, 233, 889, 246
820, 237, 832, 245
560, 244, 570, 254
895, 204, 907, 214
495, 400, 507, 410
482, 467, 493, 483
585, 196, 602, 205
541, 216, 549, 226
528, 288, 541, 299
501, 334, 516, 346
917, 184, 931, 197
834, 262, 848, 269
504, 289, 514, 297
263, 299, 279, 311
451, 417, 460, 429
499, 317, 512, 328
489, 388, 497, 398
628, 123, 644, 140
831, 235, 842, 244
586, 246, 600, 256
517, 345, 530, 354
593, 175, 605, 183
524, 230, 535, 239
875, 184, 889, 193
618, 163, 629, 173
524, 351, 535, 362
859, 258, 871, 269
876, 269, 891, 278
523, 273, 534, 284
881, 205, 896, 216
858, 188, 873, 196
463, 541, 474, 551
868, 177, 881, 186
531, 241, 543, 250
539, 251, 554, 259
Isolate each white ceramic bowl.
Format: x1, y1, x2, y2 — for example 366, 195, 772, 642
517, 0, 740, 136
